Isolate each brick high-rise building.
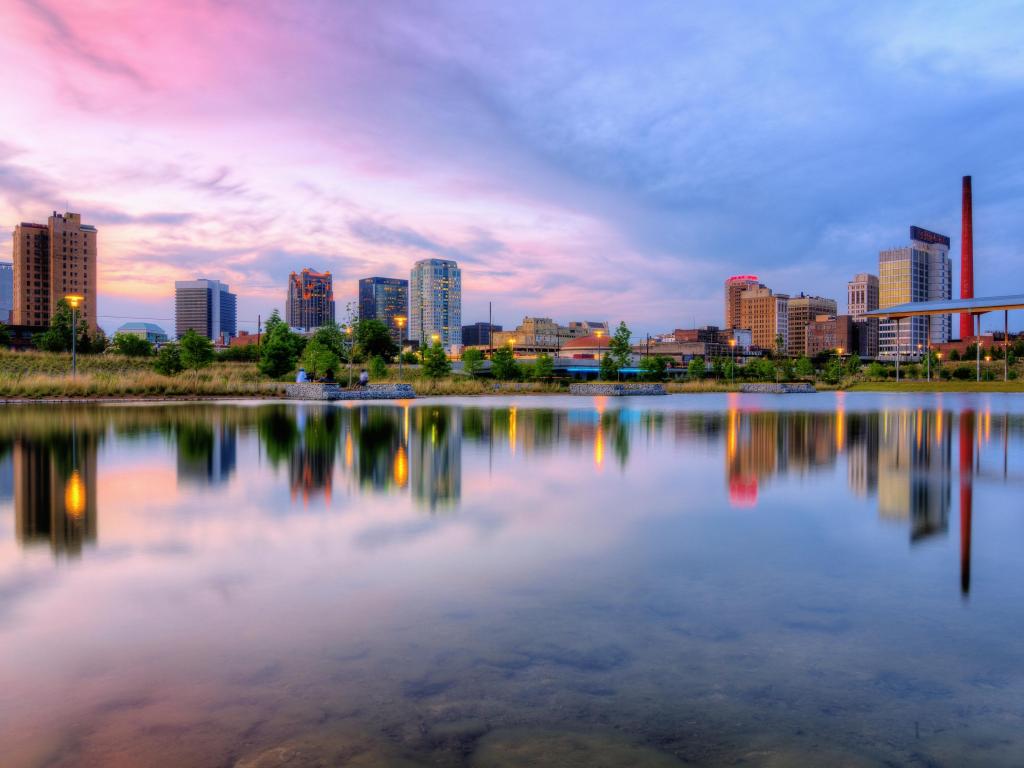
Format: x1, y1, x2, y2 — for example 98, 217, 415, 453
739, 286, 789, 352
847, 273, 879, 320
287, 268, 335, 330
11, 212, 98, 330
787, 294, 837, 357
724, 275, 763, 330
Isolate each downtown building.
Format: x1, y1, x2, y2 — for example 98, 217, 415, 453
11, 211, 98, 330
461, 321, 502, 347
787, 294, 837, 357
175, 279, 237, 343
878, 227, 952, 360
739, 286, 789, 353
847, 272, 880, 358
491, 317, 609, 355
286, 268, 335, 330
724, 275, 763, 330
0, 260, 12, 323
358, 276, 408, 342
409, 258, 461, 349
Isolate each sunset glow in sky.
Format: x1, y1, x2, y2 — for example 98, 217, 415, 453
2, 1, 1023, 333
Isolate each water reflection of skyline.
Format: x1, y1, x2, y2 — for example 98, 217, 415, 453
0, 402, 1020, 593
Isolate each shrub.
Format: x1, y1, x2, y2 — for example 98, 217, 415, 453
952, 365, 973, 380
369, 355, 387, 380
111, 332, 153, 357
462, 348, 484, 376
154, 344, 183, 376
491, 346, 519, 380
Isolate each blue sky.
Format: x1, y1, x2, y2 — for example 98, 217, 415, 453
1, 0, 1023, 333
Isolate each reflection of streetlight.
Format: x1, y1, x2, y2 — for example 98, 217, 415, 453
65, 294, 84, 377
64, 470, 85, 518
394, 315, 407, 381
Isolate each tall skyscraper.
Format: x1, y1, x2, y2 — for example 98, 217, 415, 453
878, 227, 952, 359
724, 275, 763, 330
787, 294, 837, 357
12, 211, 98, 330
358, 277, 409, 341
0, 261, 12, 323
175, 279, 237, 342
286, 268, 335, 330
739, 286, 789, 352
410, 259, 461, 349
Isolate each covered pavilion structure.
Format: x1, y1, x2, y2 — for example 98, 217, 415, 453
868, 294, 1024, 381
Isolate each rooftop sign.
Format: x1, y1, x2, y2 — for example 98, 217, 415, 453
910, 226, 950, 247
727, 275, 760, 283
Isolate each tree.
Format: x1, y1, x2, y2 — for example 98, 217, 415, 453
866, 361, 886, 379
0, 323, 11, 348
532, 352, 555, 380
795, 356, 814, 379
112, 332, 153, 357
687, 356, 706, 380
356, 319, 398, 361
844, 355, 862, 377
462, 348, 484, 376
369, 355, 388, 380
775, 358, 794, 382
491, 346, 519, 380
639, 354, 668, 382
774, 334, 786, 357
311, 322, 347, 360
745, 358, 774, 381
259, 322, 302, 378
301, 338, 340, 379
34, 299, 84, 353
421, 341, 451, 379
822, 355, 843, 385
599, 353, 619, 381
609, 321, 632, 375
154, 344, 183, 375
949, 349, 961, 362
179, 329, 214, 376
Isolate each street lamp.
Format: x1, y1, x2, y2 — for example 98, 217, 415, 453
728, 337, 737, 384
595, 329, 604, 373
64, 294, 84, 377
346, 325, 354, 386
394, 315, 407, 381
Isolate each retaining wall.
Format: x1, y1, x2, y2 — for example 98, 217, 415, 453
569, 383, 667, 396
740, 383, 816, 394
284, 383, 416, 401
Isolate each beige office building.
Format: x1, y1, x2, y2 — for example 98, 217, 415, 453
12, 211, 98, 330
739, 286, 789, 352
492, 317, 609, 355
724, 275, 763, 330
787, 294, 837, 357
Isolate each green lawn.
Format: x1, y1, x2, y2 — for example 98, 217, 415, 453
849, 380, 1024, 393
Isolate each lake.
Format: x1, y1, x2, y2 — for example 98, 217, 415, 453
1, 393, 1023, 767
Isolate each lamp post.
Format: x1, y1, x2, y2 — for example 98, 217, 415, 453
595, 329, 604, 376
728, 337, 737, 384
346, 325, 354, 386
64, 294, 84, 378
394, 315, 407, 381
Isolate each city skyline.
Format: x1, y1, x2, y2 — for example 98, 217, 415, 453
1, 2, 1022, 335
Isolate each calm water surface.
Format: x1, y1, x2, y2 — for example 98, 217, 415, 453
1, 393, 1023, 767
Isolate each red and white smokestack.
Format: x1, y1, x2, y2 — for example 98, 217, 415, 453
959, 175, 974, 340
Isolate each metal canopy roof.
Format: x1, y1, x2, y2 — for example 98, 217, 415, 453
867, 294, 1024, 319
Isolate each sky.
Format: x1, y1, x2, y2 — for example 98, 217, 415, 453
1, 0, 1024, 336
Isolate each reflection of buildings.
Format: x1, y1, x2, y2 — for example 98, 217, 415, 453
176, 422, 237, 485
410, 408, 461, 511
12, 436, 98, 556
877, 411, 951, 542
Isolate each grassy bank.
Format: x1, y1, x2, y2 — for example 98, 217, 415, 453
848, 380, 1024, 393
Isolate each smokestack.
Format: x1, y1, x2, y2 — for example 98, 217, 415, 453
959, 175, 974, 340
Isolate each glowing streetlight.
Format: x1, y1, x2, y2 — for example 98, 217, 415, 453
728, 337, 737, 384
64, 294, 84, 377
346, 325, 354, 386
594, 329, 605, 372
394, 316, 407, 381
